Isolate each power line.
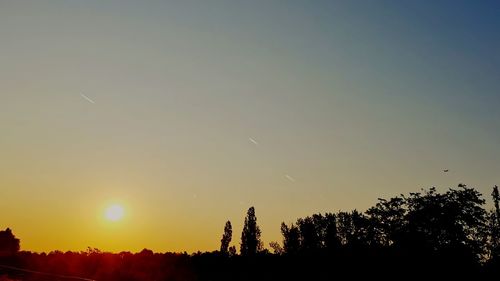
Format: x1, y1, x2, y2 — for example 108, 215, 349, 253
0, 264, 96, 281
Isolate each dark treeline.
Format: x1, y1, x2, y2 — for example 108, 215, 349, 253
1, 184, 500, 280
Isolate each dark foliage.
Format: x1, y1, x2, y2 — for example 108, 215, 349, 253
1, 184, 500, 280
0, 229, 20, 257
240, 207, 262, 256
220, 221, 232, 255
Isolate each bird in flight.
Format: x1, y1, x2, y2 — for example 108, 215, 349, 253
443, 169, 449, 172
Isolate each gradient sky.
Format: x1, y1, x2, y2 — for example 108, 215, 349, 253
1, 0, 499, 253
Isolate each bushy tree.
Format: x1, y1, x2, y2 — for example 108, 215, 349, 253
228, 246, 237, 257
281, 222, 300, 254
297, 216, 321, 251
366, 196, 407, 246
323, 213, 341, 250
269, 241, 283, 255
0, 228, 20, 257
404, 185, 486, 255
336, 210, 372, 247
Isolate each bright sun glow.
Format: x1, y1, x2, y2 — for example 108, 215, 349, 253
104, 204, 125, 222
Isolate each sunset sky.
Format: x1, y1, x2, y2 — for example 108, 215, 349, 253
1, 0, 499, 253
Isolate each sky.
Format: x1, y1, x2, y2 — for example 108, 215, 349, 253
0, 0, 499, 253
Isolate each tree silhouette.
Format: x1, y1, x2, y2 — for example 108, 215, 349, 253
228, 245, 237, 257
366, 196, 406, 246
489, 185, 500, 259
240, 207, 262, 256
281, 222, 300, 254
0, 228, 20, 257
493, 186, 500, 225
336, 210, 372, 247
220, 220, 232, 255
404, 185, 486, 257
296, 216, 321, 251
323, 213, 341, 251
3, 184, 500, 280
269, 241, 283, 255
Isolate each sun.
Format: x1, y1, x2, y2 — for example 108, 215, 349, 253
104, 204, 125, 222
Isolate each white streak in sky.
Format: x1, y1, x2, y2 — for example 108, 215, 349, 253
80, 93, 95, 104
285, 174, 295, 182
248, 137, 259, 145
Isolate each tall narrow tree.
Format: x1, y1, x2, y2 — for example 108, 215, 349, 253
220, 220, 232, 255
492, 186, 500, 227
240, 207, 262, 256
491, 185, 500, 257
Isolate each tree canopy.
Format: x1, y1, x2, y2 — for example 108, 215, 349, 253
0, 228, 20, 257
